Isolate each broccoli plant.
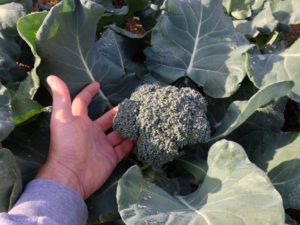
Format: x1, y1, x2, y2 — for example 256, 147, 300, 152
113, 84, 210, 167
1, 0, 300, 224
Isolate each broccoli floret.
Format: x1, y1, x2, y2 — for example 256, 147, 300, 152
113, 99, 140, 139
113, 84, 210, 167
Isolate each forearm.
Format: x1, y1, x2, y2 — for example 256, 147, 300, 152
0, 179, 88, 225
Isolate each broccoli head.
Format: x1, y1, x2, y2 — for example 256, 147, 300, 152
113, 84, 210, 167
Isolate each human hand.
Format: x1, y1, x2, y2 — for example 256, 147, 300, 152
36, 76, 135, 199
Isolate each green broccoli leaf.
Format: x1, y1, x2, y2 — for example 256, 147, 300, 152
0, 1, 29, 83
246, 39, 300, 103
94, 0, 128, 31
252, 0, 265, 11
222, 0, 253, 19
206, 78, 258, 130
117, 140, 285, 225
240, 131, 300, 210
230, 97, 288, 139
0, 0, 32, 12
270, 0, 300, 25
174, 158, 207, 184
125, 0, 148, 16
211, 81, 293, 141
146, 0, 252, 98
17, 11, 48, 79
250, 1, 278, 34
18, 0, 142, 118
233, 19, 258, 37
138, 0, 164, 31
233, 2, 278, 38
9, 74, 46, 126
0, 148, 22, 212
0, 83, 14, 142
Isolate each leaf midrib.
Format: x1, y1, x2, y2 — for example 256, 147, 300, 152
186, 2, 203, 74
76, 35, 95, 83
73, 14, 111, 106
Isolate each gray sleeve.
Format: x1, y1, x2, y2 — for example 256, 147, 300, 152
0, 179, 88, 225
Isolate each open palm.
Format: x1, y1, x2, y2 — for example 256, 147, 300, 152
37, 76, 134, 199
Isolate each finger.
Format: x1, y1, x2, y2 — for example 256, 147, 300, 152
95, 107, 118, 131
47, 75, 72, 122
72, 82, 100, 116
114, 139, 135, 162
107, 131, 125, 146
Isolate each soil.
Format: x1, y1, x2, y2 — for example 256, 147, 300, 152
283, 100, 300, 132
125, 18, 146, 35
33, 0, 59, 11
112, 0, 126, 8
284, 24, 300, 46
287, 209, 300, 224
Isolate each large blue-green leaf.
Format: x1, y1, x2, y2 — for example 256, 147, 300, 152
206, 78, 258, 129
252, 0, 265, 11
18, 0, 142, 117
138, 0, 164, 30
17, 11, 48, 78
3, 9, 46, 125
233, 20, 258, 37
207, 79, 287, 139
211, 81, 293, 141
0, 83, 14, 141
233, 2, 278, 38
0, 7, 46, 126
249, 1, 277, 34
172, 144, 210, 186
0, 148, 22, 212
4, 12, 46, 125
230, 97, 288, 139
208, 84, 287, 139
125, 0, 148, 16
117, 140, 285, 225
9, 74, 46, 126
94, 0, 127, 32
246, 39, 300, 103
222, 0, 253, 19
174, 158, 207, 184
240, 131, 300, 210
0, 1, 29, 83
270, 0, 300, 25
146, 0, 251, 98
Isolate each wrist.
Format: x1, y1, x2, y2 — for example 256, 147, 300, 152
36, 161, 85, 198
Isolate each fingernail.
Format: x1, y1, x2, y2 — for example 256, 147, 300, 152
47, 76, 56, 89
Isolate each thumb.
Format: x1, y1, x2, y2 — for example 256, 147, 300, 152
47, 75, 73, 122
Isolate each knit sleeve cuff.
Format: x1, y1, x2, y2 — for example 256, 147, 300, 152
9, 179, 88, 225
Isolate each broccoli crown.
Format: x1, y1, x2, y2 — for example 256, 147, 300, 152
113, 84, 210, 167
